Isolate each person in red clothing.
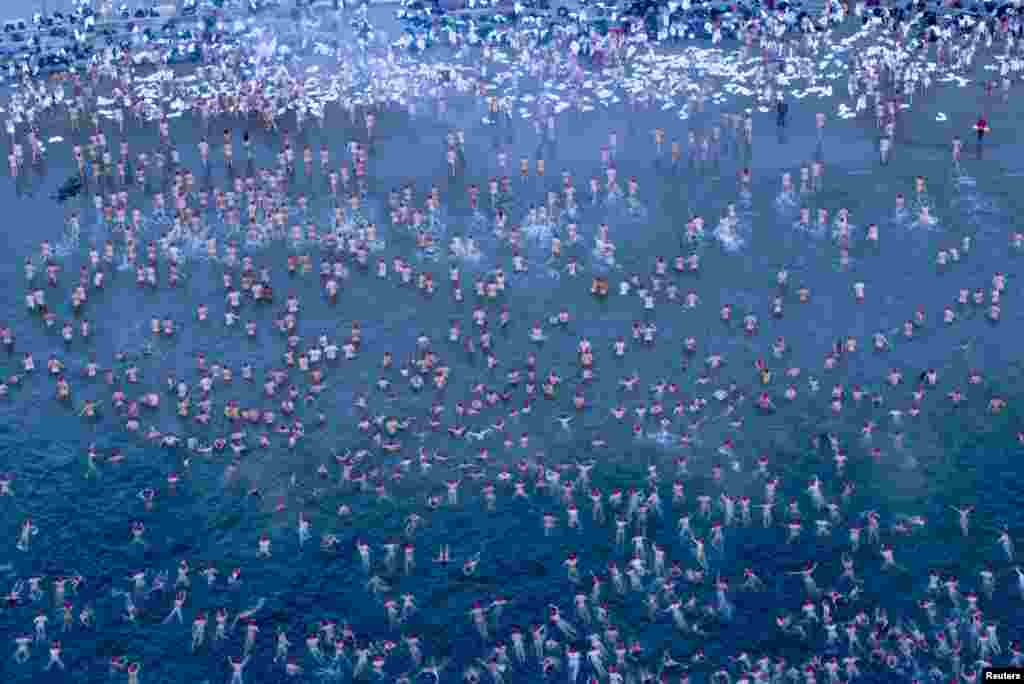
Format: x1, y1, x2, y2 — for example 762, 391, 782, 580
975, 116, 990, 142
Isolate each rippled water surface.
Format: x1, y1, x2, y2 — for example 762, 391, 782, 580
0, 9, 1023, 684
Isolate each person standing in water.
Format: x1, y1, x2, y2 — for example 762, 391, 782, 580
776, 95, 788, 128
974, 116, 990, 158
975, 116, 990, 142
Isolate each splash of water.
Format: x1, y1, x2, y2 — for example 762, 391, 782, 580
314, 662, 348, 680
449, 237, 483, 263
592, 238, 618, 270
775, 190, 798, 211
53, 226, 81, 259
793, 221, 825, 239
521, 220, 556, 244
713, 220, 746, 252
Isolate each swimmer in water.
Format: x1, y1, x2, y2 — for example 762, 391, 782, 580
950, 505, 973, 537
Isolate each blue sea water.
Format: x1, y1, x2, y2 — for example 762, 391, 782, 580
0, 9, 1023, 684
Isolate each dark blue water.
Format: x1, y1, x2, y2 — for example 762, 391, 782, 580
1, 15, 1023, 684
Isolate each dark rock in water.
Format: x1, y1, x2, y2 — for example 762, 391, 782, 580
53, 176, 82, 203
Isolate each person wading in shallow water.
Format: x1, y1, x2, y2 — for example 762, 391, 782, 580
974, 115, 990, 157
975, 115, 989, 142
